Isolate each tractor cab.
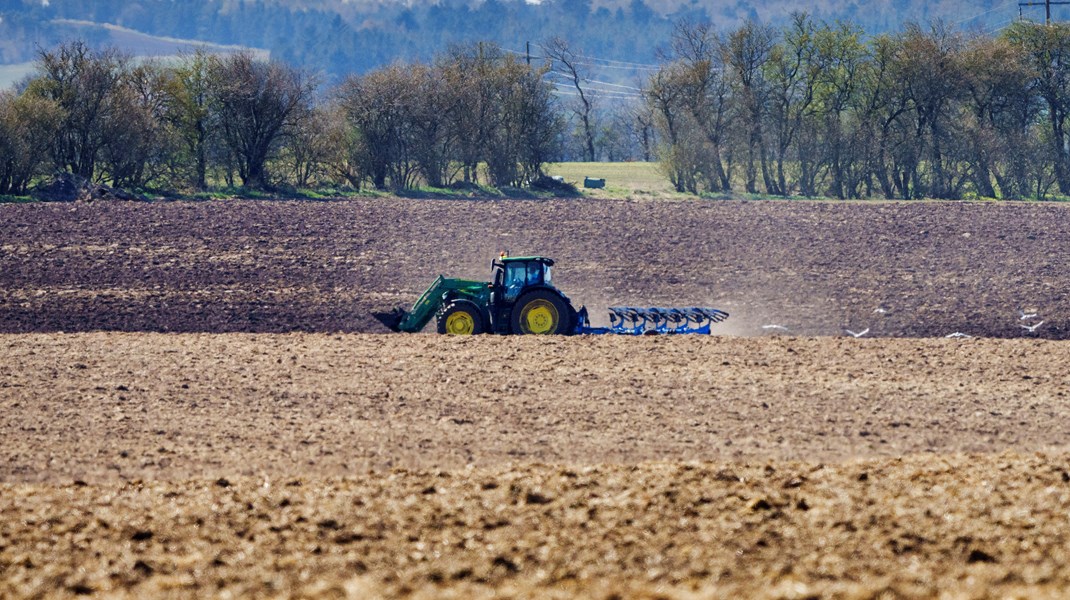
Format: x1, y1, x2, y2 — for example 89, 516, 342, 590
493, 256, 554, 302
488, 256, 565, 334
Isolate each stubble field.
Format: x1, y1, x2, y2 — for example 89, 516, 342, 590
2, 197, 1070, 598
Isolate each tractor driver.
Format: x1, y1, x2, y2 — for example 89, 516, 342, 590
527, 262, 542, 285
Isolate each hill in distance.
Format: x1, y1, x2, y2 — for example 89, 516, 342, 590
0, 0, 1040, 85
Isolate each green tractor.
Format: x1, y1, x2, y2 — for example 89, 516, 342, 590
382, 255, 580, 335
379, 254, 731, 336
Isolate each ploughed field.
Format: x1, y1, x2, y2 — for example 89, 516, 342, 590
2, 198, 1070, 337
3, 199, 1070, 598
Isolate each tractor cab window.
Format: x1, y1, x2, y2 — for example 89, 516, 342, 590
503, 261, 549, 302
504, 263, 526, 301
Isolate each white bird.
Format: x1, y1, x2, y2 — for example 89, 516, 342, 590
1019, 310, 1039, 320
873, 307, 888, 314
762, 324, 790, 331
845, 328, 870, 338
945, 332, 972, 339
1021, 321, 1045, 333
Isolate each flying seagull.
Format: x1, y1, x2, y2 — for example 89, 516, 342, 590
762, 324, 790, 332
1021, 321, 1045, 333
873, 307, 888, 314
1019, 310, 1039, 320
945, 332, 972, 339
845, 328, 870, 338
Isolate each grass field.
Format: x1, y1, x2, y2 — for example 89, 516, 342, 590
544, 161, 681, 198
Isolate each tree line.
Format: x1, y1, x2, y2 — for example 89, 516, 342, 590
0, 41, 561, 195
645, 17, 1070, 199
10, 18, 1070, 199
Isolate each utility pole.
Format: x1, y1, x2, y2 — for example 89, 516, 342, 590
1019, 0, 1070, 24
526, 41, 531, 66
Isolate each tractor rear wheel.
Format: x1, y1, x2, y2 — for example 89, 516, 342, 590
511, 290, 573, 335
437, 302, 485, 335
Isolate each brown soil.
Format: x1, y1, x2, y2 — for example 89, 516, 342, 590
3, 198, 1070, 598
1, 333, 1068, 482
4, 453, 1070, 599
1, 198, 1069, 338
3, 333, 1070, 598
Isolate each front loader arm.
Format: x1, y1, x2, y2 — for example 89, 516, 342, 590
394, 276, 487, 333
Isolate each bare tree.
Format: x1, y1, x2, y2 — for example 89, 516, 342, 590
209, 52, 316, 189
1006, 21, 1070, 196
722, 20, 778, 194
810, 20, 867, 198
164, 50, 215, 189
409, 63, 460, 188
895, 23, 967, 199
101, 61, 173, 188
485, 55, 562, 186
33, 41, 128, 180
542, 37, 598, 161
0, 90, 63, 195
646, 64, 697, 193
674, 21, 733, 192
958, 34, 1037, 198
319, 103, 365, 189
632, 103, 657, 162
336, 64, 421, 190
441, 43, 506, 185
765, 14, 822, 196
285, 105, 335, 188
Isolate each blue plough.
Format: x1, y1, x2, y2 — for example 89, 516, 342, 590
575, 306, 729, 335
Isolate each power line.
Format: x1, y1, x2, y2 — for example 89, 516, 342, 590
552, 85, 642, 96
552, 88, 643, 99
509, 47, 661, 72
584, 87, 644, 97
581, 78, 644, 91
953, 0, 1019, 25
570, 54, 658, 68
566, 60, 660, 71
546, 70, 645, 91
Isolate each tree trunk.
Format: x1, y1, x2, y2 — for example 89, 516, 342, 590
195, 122, 207, 189
1050, 108, 1070, 195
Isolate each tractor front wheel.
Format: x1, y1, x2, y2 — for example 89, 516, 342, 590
437, 302, 485, 335
511, 290, 573, 335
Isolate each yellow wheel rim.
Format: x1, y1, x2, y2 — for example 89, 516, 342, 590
521, 299, 558, 334
445, 311, 476, 335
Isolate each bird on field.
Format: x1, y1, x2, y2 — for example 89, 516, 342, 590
1019, 310, 1039, 320
1021, 321, 1045, 333
873, 307, 888, 314
845, 328, 870, 338
945, 332, 972, 339
762, 324, 790, 332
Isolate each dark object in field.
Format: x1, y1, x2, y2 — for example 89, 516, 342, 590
32, 172, 147, 203
583, 177, 606, 189
530, 175, 579, 196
